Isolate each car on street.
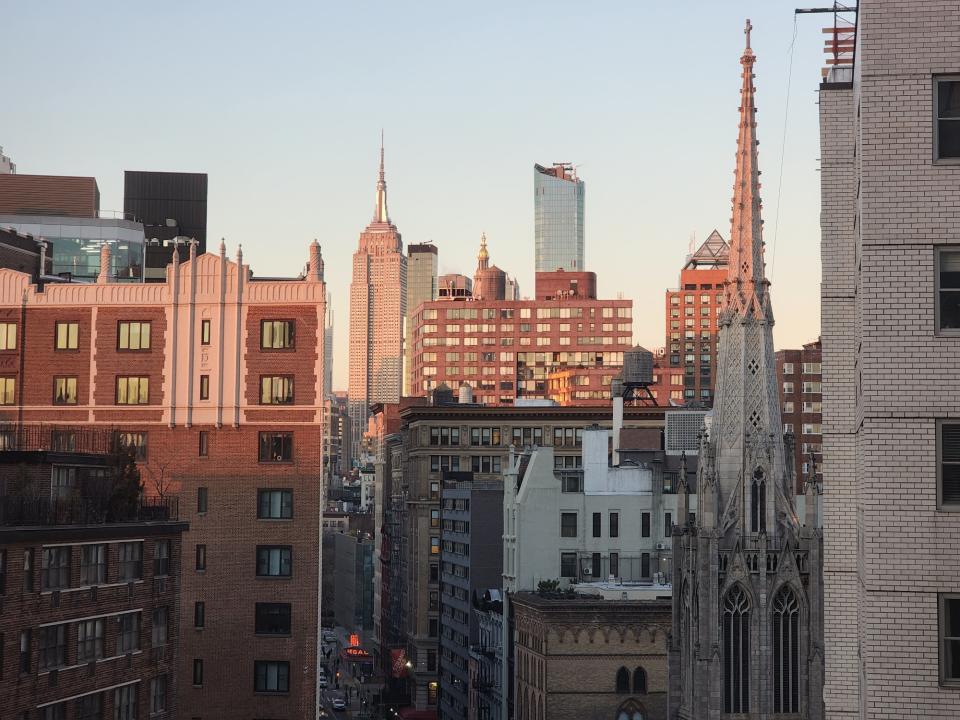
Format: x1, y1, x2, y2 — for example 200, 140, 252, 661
319, 676, 328, 688
331, 697, 346, 711
323, 632, 336, 643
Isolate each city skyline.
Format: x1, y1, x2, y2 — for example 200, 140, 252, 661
3, 1, 825, 389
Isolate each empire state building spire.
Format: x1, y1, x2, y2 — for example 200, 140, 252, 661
725, 18, 768, 319
373, 130, 390, 224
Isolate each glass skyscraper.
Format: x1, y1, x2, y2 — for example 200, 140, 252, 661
534, 162, 585, 272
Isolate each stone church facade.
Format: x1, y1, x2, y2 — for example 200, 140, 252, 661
668, 21, 825, 720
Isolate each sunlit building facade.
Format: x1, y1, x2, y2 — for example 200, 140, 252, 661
534, 163, 584, 273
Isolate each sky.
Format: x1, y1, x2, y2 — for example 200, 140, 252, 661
3, 0, 829, 389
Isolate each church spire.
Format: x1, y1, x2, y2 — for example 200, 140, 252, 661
726, 18, 767, 316
373, 130, 390, 224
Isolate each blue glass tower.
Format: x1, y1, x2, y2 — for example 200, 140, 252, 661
533, 163, 585, 272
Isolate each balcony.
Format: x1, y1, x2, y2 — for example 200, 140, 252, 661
0, 423, 120, 455
0, 494, 178, 526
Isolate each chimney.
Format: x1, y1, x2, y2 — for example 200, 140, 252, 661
309, 239, 324, 281
97, 243, 112, 284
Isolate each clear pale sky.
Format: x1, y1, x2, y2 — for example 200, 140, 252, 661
3, 0, 828, 389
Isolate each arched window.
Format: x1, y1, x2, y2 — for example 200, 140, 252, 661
615, 666, 630, 693
633, 666, 647, 694
722, 585, 751, 713
773, 586, 801, 713
750, 469, 766, 533
615, 699, 646, 720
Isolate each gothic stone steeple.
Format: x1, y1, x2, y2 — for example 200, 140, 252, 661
668, 22, 824, 720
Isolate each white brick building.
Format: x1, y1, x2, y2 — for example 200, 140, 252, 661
820, 2, 960, 717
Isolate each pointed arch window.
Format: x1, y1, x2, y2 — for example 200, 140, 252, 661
615, 699, 646, 720
723, 585, 751, 713
750, 469, 766, 534
632, 666, 647, 694
773, 586, 801, 713
615, 666, 630, 694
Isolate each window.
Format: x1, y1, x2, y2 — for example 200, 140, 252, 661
469, 427, 501, 446
114, 685, 137, 720
255, 660, 290, 693
632, 666, 647, 694
560, 552, 577, 578
117, 612, 140, 654
39, 624, 67, 670
431, 537, 440, 555
195, 601, 205, 629
77, 618, 104, 662
116, 377, 149, 405
511, 427, 542, 446
783, 382, 794, 394
782, 362, 794, 375
0, 377, 14, 405
0, 322, 16, 350
610, 512, 620, 538
260, 376, 294, 404
427, 649, 437, 671
592, 512, 601, 538
783, 401, 794, 414
199, 374, 209, 400
23, 549, 33, 592
118, 321, 151, 350
42, 703, 66, 720
201, 319, 211, 345
53, 377, 78, 405
116, 432, 147, 460
75, 692, 102, 720
19, 629, 31, 673
936, 77, 960, 159
641, 552, 651, 579
152, 607, 168, 647
0, 548, 5, 595
199, 431, 209, 457
430, 509, 439, 528
154, 540, 170, 577
80, 544, 107, 586
150, 675, 168, 714
560, 512, 577, 537
193, 658, 204, 686
610, 552, 620, 578
470, 455, 501, 474
751, 471, 767, 534
41, 546, 70, 590
641, 512, 650, 538
258, 489, 293, 519
940, 422, 960, 507
664, 512, 673, 537
256, 546, 292, 577
195, 544, 206, 571
430, 455, 460, 472
615, 666, 629, 693
261, 320, 295, 349
197, 486, 208, 513
772, 587, 800, 712
259, 432, 293, 462
561, 472, 582, 493
938, 249, 960, 331
109, 543, 139, 584
55, 322, 79, 350
256, 603, 292, 635
722, 585, 751, 713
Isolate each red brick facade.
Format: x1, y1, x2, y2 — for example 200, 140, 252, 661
0, 242, 327, 719
775, 339, 823, 493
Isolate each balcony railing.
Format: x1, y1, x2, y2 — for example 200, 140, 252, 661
0, 424, 119, 455
0, 494, 178, 526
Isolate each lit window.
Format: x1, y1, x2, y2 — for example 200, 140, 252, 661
260, 376, 294, 404
260, 320, 295, 349
117, 321, 151, 350
53, 377, 77, 405
54, 321, 79, 350
116, 377, 149, 405
0, 377, 15, 405
0, 322, 16, 350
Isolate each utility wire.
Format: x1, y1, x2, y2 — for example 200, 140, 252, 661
770, 13, 799, 278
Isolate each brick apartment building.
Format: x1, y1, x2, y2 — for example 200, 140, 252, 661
0, 240, 327, 719
410, 262, 632, 406
653, 230, 729, 406
0, 425, 188, 719
776, 338, 822, 493
384, 401, 664, 715
819, 3, 960, 717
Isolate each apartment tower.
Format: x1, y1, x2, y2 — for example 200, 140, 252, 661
820, 3, 960, 717
349, 141, 407, 463
404, 243, 438, 396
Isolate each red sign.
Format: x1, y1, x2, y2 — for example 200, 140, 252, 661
391, 648, 407, 678
349, 633, 360, 647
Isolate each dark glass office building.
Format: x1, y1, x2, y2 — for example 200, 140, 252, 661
124, 171, 208, 251
533, 163, 584, 273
